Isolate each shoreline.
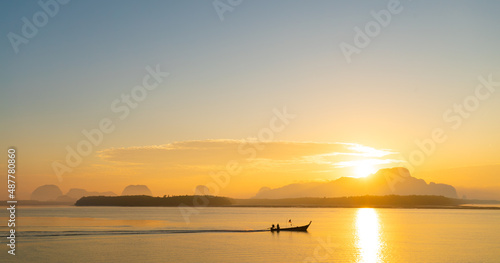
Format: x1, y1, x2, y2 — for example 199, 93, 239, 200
6, 202, 500, 210
7, 195, 500, 210
228, 204, 500, 210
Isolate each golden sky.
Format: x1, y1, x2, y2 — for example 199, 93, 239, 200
1, 1, 499, 199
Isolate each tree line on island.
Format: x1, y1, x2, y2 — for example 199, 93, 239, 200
75, 195, 232, 207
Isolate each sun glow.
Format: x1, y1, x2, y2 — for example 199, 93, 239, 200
354, 162, 377, 178
334, 158, 391, 178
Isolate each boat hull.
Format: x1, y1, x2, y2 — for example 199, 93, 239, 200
270, 221, 311, 232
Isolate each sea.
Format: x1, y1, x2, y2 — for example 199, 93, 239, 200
2, 206, 500, 262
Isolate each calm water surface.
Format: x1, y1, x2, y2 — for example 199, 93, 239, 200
2, 206, 499, 262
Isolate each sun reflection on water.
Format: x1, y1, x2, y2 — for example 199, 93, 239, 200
355, 208, 382, 263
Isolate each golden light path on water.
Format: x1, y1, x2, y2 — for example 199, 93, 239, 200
355, 208, 383, 263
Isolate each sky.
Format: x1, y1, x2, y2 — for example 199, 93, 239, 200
1, 0, 499, 199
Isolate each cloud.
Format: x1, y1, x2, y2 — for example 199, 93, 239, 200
333, 143, 396, 158
333, 159, 401, 168
97, 140, 402, 175
98, 139, 241, 166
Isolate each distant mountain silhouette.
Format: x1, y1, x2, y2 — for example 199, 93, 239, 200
31, 185, 116, 202
253, 167, 458, 199
31, 185, 63, 201
121, 185, 152, 196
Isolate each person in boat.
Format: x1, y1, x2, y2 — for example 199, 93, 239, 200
271, 224, 275, 230
277, 224, 280, 230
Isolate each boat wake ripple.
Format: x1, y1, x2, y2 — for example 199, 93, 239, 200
18, 229, 269, 237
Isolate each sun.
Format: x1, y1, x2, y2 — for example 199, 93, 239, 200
353, 161, 377, 178
335, 159, 384, 178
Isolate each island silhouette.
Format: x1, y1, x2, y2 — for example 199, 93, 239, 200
253, 167, 457, 199
27, 167, 500, 208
